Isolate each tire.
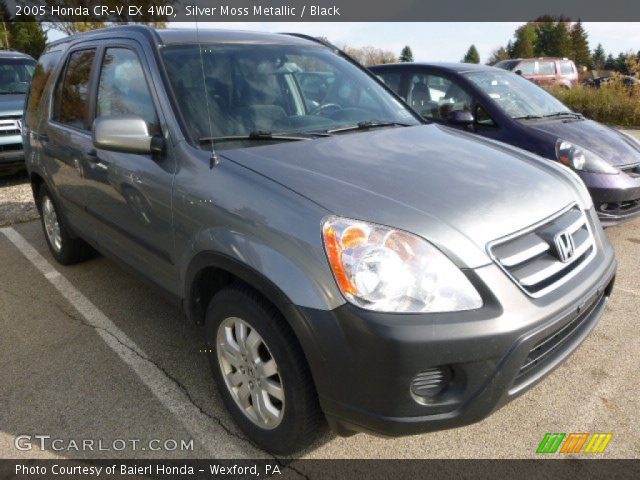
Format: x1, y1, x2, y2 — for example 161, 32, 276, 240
205, 285, 324, 454
38, 184, 93, 265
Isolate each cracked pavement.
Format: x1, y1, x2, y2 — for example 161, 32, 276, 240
1, 218, 639, 460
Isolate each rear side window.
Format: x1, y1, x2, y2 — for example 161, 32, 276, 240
538, 61, 556, 75
52, 49, 96, 129
560, 61, 574, 75
517, 61, 535, 75
96, 48, 160, 135
407, 73, 471, 120
25, 50, 62, 127
377, 72, 402, 94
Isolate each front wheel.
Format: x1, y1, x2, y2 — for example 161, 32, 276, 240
38, 184, 93, 265
205, 286, 324, 454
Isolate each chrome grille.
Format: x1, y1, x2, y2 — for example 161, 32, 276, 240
489, 206, 596, 297
0, 116, 21, 136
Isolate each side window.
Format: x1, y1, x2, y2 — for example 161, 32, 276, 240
407, 73, 471, 120
96, 48, 160, 135
518, 61, 535, 75
53, 49, 96, 129
377, 72, 402, 95
475, 104, 496, 127
560, 61, 574, 75
538, 61, 556, 75
25, 50, 62, 128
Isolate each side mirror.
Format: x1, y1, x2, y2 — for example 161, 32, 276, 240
515, 69, 523, 76
93, 115, 162, 154
447, 110, 475, 126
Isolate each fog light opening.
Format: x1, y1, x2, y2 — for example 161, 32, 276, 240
410, 366, 453, 404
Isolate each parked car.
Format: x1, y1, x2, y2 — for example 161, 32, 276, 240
584, 74, 640, 89
24, 27, 616, 454
371, 62, 640, 226
494, 57, 578, 89
0, 50, 35, 175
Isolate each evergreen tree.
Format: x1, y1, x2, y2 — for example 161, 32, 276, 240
399, 46, 414, 62
614, 52, 629, 73
534, 17, 572, 57
592, 44, 606, 70
570, 20, 591, 68
511, 23, 537, 58
506, 40, 514, 57
604, 53, 616, 71
462, 45, 480, 64
486, 46, 510, 65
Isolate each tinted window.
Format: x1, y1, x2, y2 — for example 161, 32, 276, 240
407, 73, 471, 120
25, 50, 62, 127
560, 61, 574, 75
538, 61, 556, 75
96, 48, 159, 135
0, 57, 35, 94
53, 49, 96, 129
494, 60, 519, 70
518, 61, 535, 75
377, 72, 402, 94
475, 105, 496, 126
161, 44, 418, 147
465, 70, 571, 118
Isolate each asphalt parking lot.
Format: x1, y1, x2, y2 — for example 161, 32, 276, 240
1, 172, 639, 462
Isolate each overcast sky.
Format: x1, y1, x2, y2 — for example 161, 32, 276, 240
48, 22, 640, 63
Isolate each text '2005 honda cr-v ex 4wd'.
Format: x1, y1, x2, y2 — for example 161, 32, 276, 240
23, 26, 616, 454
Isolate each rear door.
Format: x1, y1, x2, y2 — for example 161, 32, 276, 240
43, 46, 99, 238
82, 40, 177, 291
536, 60, 558, 86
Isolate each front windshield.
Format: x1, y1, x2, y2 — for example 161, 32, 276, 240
161, 43, 419, 146
465, 70, 571, 118
0, 58, 36, 94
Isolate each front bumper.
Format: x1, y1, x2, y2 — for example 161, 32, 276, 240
580, 170, 640, 227
294, 226, 616, 437
0, 134, 25, 173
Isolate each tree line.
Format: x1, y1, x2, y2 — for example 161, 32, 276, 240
483, 17, 640, 75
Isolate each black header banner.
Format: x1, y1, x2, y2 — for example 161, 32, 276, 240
5, 0, 640, 22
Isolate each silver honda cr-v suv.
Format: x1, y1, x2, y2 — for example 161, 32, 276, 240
23, 26, 616, 454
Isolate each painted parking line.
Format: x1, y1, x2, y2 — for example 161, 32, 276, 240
0, 226, 264, 459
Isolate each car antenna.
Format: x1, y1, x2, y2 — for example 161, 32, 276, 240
196, 21, 219, 169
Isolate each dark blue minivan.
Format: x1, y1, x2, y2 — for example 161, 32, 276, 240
370, 62, 640, 226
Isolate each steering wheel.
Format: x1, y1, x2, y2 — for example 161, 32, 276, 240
309, 103, 342, 116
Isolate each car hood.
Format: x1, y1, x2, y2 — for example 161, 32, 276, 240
529, 118, 640, 167
0, 94, 25, 116
223, 125, 582, 268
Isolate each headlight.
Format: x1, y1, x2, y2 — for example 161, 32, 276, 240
555, 139, 618, 174
321, 217, 483, 313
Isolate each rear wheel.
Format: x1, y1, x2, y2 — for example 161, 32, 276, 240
38, 184, 93, 265
205, 285, 324, 454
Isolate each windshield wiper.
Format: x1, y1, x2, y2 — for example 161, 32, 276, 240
543, 111, 583, 119
512, 114, 543, 120
326, 120, 413, 134
199, 131, 313, 144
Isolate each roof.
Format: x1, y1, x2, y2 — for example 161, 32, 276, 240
370, 62, 501, 74
0, 50, 35, 60
45, 25, 323, 50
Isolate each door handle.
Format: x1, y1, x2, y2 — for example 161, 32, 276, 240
85, 149, 108, 170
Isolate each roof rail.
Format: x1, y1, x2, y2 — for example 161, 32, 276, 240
279, 33, 339, 51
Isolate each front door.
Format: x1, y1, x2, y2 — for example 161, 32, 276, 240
83, 42, 177, 291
